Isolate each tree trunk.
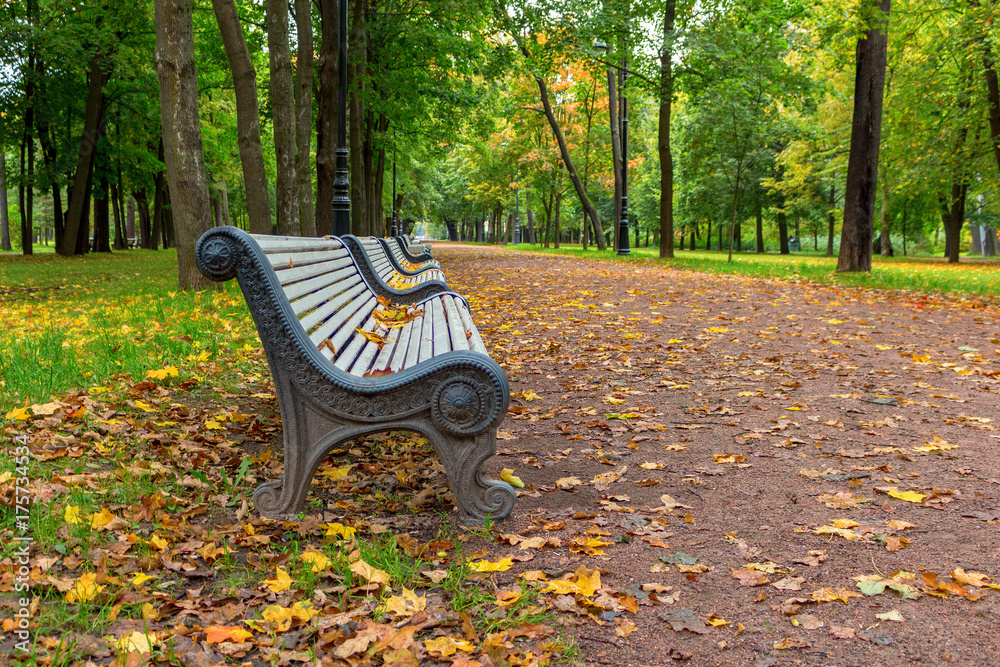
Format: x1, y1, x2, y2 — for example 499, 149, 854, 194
34, 88, 64, 247
110, 182, 125, 250
293, 0, 316, 236
315, 0, 340, 235
755, 197, 764, 253
880, 178, 893, 256
659, 0, 676, 258
220, 181, 232, 225
212, 0, 272, 234
60, 51, 112, 256
984, 49, 1000, 175
607, 64, 623, 251
155, 0, 217, 289
947, 181, 967, 263
266, 0, 300, 235
826, 185, 835, 256
554, 179, 562, 249
349, 0, 367, 235
94, 176, 111, 253
727, 170, 742, 262
837, 0, 891, 272
134, 189, 151, 248
0, 153, 9, 251
126, 196, 136, 243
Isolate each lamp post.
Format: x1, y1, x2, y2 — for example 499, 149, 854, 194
595, 40, 630, 255
331, 0, 351, 236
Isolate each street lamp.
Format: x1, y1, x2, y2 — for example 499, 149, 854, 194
594, 40, 630, 256
331, 0, 351, 236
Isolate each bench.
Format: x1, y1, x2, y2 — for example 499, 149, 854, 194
195, 227, 515, 525
342, 235, 448, 290
396, 234, 433, 257
389, 236, 438, 271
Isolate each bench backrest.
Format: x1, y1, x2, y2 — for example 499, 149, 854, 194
251, 234, 485, 376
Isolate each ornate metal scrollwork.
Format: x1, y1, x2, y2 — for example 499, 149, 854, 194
196, 235, 240, 282
432, 375, 493, 435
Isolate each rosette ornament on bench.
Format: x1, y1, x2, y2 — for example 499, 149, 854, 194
195, 227, 514, 525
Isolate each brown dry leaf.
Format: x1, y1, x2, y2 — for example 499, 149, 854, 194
793, 550, 827, 567
811, 587, 863, 603
829, 625, 856, 639
951, 569, 1000, 590
732, 568, 771, 587
771, 577, 805, 591
795, 614, 825, 630
884, 536, 910, 552
556, 476, 582, 490
615, 618, 638, 638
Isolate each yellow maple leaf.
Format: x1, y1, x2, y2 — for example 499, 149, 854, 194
616, 618, 639, 637
325, 522, 357, 540
604, 396, 626, 404
913, 436, 957, 453
90, 508, 116, 529
300, 552, 330, 573
261, 605, 294, 632
424, 636, 475, 657
469, 557, 513, 572
262, 567, 293, 593
204, 420, 223, 430
116, 630, 154, 655
500, 468, 525, 488
5, 406, 31, 420
951, 569, 1000, 590
131, 572, 156, 587
145, 366, 179, 381
64, 505, 82, 525
877, 486, 926, 503
133, 400, 155, 413
350, 558, 391, 584
522, 390, 540, 401
383, 586, 426, 618
495, 589, 522, 607
66, 572, 106, 603
149, 535, 169, 550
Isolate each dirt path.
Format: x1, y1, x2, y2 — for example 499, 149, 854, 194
437, 243, 1000, 667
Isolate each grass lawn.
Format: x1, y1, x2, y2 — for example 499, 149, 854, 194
508, 243, 1000, 299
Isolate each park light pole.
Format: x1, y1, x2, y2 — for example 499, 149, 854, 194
331, 0, 351, 236
595, 40, 630, 256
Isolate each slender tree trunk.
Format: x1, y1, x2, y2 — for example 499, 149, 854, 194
94, 176, 111, 252
349, 0, 367, 235
880, 178, 893, 256
838, 0, 891, 272
315, 0, 339, 235
659, 0, 676, 258
554, 179, 562, 249
155, 0, 216, 289
60, 51, 112, 256
212, 0, 271, 234
0, 153, 9, 251
727, 169, 742, 262
947, 181, 967, 263
293, 0, 316, 236
826, 185, 836, 256
984, 50, 1000, 175
133, 189, 151, 248
220, 181, 232, 225
34, 88, 64, 247
266, 0, 300, 235
607, 64, 623, 251
755, 197, 764, 253
534, 74, 605, 250
126, 196, 135, 243
111, 182, 125, 249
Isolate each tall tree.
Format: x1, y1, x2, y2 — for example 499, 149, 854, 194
0, 153, 9, 251
837, 0, 891, 273
267, 0, 300, 236
154, 0, 215, 290
211, 0, 272, 235
294, 0, 316, 236
659, 0, 676, 258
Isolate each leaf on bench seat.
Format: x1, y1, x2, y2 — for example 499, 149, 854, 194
363, 368, 393, 378
356, 328, 386, 348
318, 338, 337, 356
373, 307, 422, 329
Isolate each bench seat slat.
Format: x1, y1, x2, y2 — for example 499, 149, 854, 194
297, 280, 366, 329
443, 295, 471, 352
307, 290, 372, 347
336, 313, 379, 372
252, 236, 343, 253
329, 296, 377, 353
283, 265, 359, 303
273, 255, 356, 286
266, 249, 350, 269
388, 317, 417, 372
458, 305, 488, 355
404, 309, 427, 368
419, 304, 437, 363
371, 325, 402, 372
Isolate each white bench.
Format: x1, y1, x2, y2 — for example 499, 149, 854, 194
342, 235, 448, 290
391, 236, 437, 267
195, 227, 515, 525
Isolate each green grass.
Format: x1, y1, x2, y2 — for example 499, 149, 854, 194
0, 249, 258, 412
510, 242, 1000, 298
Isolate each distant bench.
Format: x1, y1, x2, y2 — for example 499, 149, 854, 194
195, 227, 514, 525
343, 235, 447, 289
392, 236, 435, 265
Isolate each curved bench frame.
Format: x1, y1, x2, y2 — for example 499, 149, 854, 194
195, 227, 514, 525
391, 236, 436, 264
